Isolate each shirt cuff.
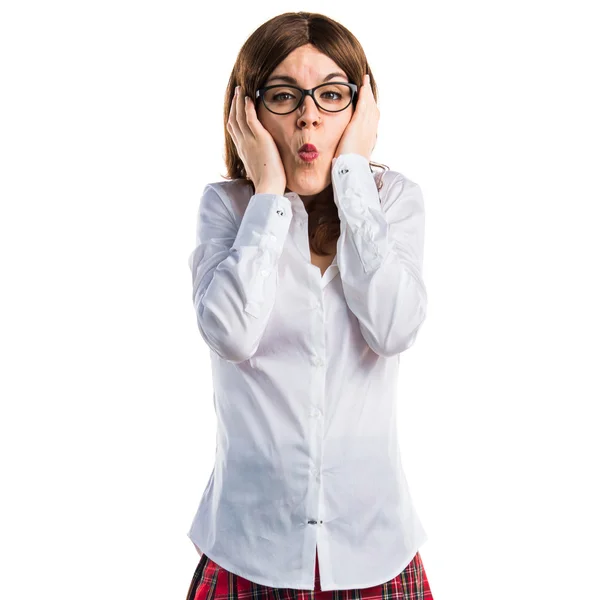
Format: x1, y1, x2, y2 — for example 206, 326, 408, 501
331, 153, 386, 272
232, 193, 292, 259
231, 193, 293, 318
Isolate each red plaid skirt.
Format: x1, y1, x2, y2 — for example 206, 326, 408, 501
185, 548, 434, 600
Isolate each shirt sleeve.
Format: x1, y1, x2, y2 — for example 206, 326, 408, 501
331, 153, 428, 356
188, 184, 292, 363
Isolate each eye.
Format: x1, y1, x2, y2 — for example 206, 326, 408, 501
272, 92, 295, 102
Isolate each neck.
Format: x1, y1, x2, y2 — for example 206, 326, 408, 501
286, 182, 333, 211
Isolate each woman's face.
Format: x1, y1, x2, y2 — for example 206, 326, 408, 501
257, 44, 354, 200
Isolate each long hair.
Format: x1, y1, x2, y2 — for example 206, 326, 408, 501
219, 11, 388, 256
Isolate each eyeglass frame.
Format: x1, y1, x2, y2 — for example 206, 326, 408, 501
254, 82, 358, 115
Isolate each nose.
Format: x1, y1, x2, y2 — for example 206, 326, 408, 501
297, 93, 320, 125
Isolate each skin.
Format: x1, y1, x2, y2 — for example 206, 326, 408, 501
256, 44, 354, 211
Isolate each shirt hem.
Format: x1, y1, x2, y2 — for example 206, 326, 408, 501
187, 530, 428, 591
319, 534, 428, 591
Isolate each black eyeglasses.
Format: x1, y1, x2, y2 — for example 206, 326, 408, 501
255, 82, 358, 115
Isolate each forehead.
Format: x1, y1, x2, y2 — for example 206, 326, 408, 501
267, 44, 347, 83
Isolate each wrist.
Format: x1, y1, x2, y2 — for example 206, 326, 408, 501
255, 187, 285, 196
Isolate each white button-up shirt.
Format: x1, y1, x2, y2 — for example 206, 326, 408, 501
187, 153, 429, 591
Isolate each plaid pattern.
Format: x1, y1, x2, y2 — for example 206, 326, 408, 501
185, 549, 434, 600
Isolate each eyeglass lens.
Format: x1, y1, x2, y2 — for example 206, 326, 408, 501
263, 84, 352, 114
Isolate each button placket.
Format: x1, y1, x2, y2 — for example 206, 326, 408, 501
311, 355, 324, 367
306, 306, 326, 535
310, 295, 322, 309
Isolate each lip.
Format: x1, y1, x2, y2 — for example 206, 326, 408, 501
298, 150, 319, 163
298, 143, 318, 153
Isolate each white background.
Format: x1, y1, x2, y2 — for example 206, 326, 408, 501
1, 1, 599, 599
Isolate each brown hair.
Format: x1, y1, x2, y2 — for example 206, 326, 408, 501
219, 11, 389, 256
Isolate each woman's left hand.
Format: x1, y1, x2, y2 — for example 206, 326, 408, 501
333, 73, 379, 162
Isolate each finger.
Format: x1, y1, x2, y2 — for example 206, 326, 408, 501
235, 88, 253, 138
243, 94, 262, 135
227, 87, 240, 142
361, 73, 373, 98
354, 75, 367, 110
361, 74, 378, 110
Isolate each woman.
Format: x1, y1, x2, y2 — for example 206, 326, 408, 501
185, 10, 434, 600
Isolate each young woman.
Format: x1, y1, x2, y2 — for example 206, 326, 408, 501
185, 10, 434, 600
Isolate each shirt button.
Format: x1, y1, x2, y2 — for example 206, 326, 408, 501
310, 299, 321, 309
310, 407, 322, 418
311, 356, 324, 367
260, 269, 269, 276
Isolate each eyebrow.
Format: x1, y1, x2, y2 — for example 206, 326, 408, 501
265, 71, 348, 85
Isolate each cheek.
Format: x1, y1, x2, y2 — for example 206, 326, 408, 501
257, 115, 280, 140
257, 106, 273, 130
257, 108, 280, 132
334, 114, 352, 138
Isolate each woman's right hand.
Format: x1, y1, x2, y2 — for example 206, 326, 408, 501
227, 86, 287, 196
